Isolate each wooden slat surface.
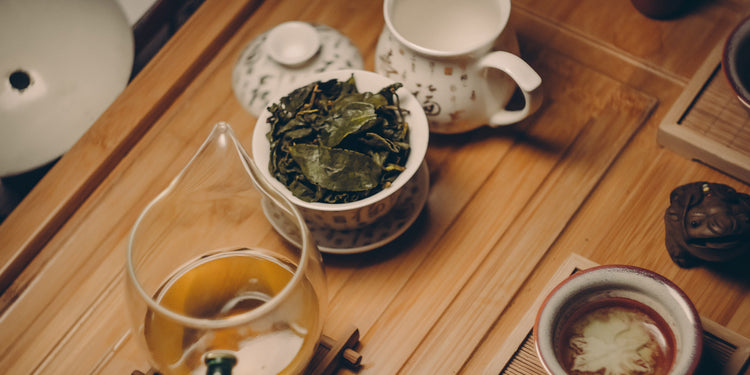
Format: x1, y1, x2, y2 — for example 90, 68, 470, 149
1, 0, 750, 374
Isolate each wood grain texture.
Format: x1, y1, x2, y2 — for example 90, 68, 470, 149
0, 0, 749, 374
514, 0, 745, 82
360, 44, 657, 375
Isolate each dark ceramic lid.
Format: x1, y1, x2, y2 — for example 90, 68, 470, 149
723, 15, 750, 108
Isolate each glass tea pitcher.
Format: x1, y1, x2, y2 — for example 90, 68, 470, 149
125, 122, 327, 375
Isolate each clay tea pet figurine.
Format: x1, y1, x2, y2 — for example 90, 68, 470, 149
664, 182, 750, 268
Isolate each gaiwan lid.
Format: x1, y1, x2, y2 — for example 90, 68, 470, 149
231, 21, 364, 117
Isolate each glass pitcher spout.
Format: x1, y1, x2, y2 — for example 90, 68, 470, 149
186, 121, 296, 220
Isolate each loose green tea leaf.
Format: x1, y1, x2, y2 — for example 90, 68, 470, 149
319, 102, 378, 148
289, 144, 381, 192
266, 75, 410, 203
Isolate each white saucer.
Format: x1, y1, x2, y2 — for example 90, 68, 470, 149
232, 23, 364, 117
261, 162, 430, 254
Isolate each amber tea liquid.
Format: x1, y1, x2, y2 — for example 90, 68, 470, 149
556, 297, 675, 375
143, 248, 320, 375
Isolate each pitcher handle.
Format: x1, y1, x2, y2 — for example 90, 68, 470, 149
478, 51, 543, 126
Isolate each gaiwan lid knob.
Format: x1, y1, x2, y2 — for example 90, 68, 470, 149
265, 21, 321, 67
231, 21, 364, 117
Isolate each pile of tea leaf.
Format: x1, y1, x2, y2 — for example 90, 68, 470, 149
265, 75, 411, 203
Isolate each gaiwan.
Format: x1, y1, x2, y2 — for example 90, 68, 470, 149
252, 69, 430, 231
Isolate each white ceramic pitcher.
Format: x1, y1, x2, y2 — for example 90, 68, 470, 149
375, 0, 543, 134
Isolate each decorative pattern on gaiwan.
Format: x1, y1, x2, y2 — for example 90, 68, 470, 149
260, 162, 429, 254
232, 24, 364, 117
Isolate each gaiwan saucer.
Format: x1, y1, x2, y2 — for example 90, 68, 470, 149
261, 162, 430, 254
232, 22, 364, 117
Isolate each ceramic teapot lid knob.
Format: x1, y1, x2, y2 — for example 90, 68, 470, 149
265, 21, 321, 66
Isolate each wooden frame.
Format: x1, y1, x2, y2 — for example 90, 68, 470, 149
657, 40, 750, 185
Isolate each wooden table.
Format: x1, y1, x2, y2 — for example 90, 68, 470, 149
2, 0, 750, 374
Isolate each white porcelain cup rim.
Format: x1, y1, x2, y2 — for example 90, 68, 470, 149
382, 0, 511, 57
534, 265, 703, 375
378, 0, 542, 131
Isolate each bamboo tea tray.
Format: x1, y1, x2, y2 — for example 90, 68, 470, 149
484, 254, 750, 375
657, 40, 750, 184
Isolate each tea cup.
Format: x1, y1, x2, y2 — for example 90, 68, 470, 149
374, 0, 542, 134
534, 265, 703, 375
